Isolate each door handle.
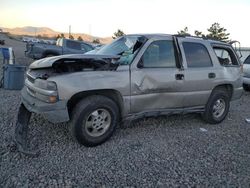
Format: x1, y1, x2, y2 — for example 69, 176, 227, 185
208, 73, 216, 79
175, 74, 184, 80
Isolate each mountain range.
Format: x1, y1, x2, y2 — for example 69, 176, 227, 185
0, 26, 112, 44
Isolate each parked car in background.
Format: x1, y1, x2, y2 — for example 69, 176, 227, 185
242, 54, 250, 91
16, 34, 243, 153
25, 38, 94, 59
22, 37, 30, 42
22, 37, 40, 43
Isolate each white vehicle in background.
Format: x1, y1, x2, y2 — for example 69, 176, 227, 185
22, 37, 30, 42
22, 37, 39, 43
31, 38, 40, 43
243, 55, 250, 91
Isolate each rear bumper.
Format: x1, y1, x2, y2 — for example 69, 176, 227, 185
21, 86, 70, 123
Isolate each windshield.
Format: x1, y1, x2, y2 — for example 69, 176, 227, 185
92, 35, 147, 65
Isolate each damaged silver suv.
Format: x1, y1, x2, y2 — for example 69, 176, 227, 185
16, 34, 243, 153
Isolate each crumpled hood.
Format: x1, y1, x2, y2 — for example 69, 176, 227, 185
29, 54, 120, 69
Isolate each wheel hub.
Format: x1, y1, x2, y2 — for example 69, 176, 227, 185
212, 98, 226, 119
85, 109, 111, 137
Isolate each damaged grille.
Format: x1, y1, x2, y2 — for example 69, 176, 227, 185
27, 87, 36, 97
25, 71, 37, 97
27, 74, 35, 83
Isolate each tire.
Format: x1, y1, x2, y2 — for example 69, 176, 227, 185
203, 89, 230, 124
69, 95, 119, 147
243, 84, 250, 91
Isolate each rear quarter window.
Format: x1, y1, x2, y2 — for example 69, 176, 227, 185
213, 46, 239, 66
244, 55, 250, 64
183, 42, 212, 67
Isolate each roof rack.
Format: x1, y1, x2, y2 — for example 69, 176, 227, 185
173, 34, 209, 40
174, 34, 235, 46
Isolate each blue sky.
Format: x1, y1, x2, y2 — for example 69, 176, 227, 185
1, 0, 250, 46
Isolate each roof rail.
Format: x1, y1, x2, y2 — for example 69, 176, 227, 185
173, 34, 209, 40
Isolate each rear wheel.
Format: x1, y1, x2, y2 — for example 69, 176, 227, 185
69, 95, 119, 147
203, 89, 230, 124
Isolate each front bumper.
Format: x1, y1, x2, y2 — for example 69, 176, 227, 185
21, 86, 70, 123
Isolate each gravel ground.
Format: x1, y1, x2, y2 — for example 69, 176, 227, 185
0, 33, 250, 187
0, 88, 250, 187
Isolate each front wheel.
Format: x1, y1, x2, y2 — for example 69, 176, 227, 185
203, 89, 230, 124
69, 95, 119, 147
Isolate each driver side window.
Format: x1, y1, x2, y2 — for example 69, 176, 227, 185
142, 40, 176, 68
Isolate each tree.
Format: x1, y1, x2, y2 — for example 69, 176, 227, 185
92, 38, 100, 44
194, 30, 205, 38
112, 29, 125, 39
206, 22, 230, 42
77, 36, 83, 41
42, 34, 48, 38
177, 27, 191, 36
176, 23, 230, 42
69, 34, 74, 40
56, 33, 65, 39
60, 33, 65, 38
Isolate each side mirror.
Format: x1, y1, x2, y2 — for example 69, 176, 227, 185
137, 58, 144, 68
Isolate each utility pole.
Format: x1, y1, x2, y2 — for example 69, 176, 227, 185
69, 25, 71, 39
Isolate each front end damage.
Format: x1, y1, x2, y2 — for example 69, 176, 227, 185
15, 104, 38, 155
15, 54, 120, 155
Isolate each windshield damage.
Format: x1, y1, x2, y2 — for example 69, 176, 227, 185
29, 35, 147, 79
95, 35, 147, 65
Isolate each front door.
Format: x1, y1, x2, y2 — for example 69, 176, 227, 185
130, 37, 185, 113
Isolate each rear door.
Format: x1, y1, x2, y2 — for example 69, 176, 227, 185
130, 36, 186, 113
178, 38, 219, 107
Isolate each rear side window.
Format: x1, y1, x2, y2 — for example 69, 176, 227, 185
213, 47, 238, 66
183, 42, 212, 67
81, 43, 93, 52
66, 41, 81, 50
244, 55, 250, 64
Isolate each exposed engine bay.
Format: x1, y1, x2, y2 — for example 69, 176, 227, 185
28, 56, 120, 80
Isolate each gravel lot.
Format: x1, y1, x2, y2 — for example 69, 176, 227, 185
0, 34, 250, 187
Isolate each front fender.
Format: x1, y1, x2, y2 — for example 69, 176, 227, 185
49, 66, 130, 101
